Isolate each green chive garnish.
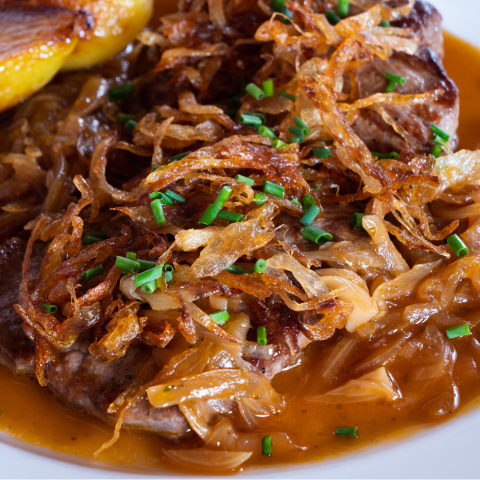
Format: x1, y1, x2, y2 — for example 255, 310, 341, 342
289, 126, 308, 137
433, 135, 448, 146
254, 193, 267, 205
380, 21, 390, 27
199, 204, 222, 226
214, 186, 233, 207
150, 192, 174, 204
294, 117, 310, 134
447, 234, 469, 257
138, 259, 157, 272
289, 135, 304, 144
116, 113, 136, 125
270, 0, 285, 12
124, 119, 137, 131
325, 10, 341, 25
235, 174, 255, 186
240, 113, 264, 126
41, 303, 57, 314
351, 212, 369, 229
134, 265, 163, 288
210, 310, 229, 325
152, 166, 160, 171
312, 147, 332, 159
81, 265, 104, 282
371, 151, 398, 160
164, 190, 186, 204
164, 264, 174, 283
385, 72, 406, 86
431, 145, 443, 158
300, 205, 321, 226
257, 326, 267, 345
171, 151, 191, 162
86, 232, 108, 239
252, 258, 267, 274
151, 199, 166, 226
126, 252, 137, 260
336, 427, 357, 437
277, 90, 295, 101
83, 235, 103, 246
108, 82, 135, 101
245, 83, 265, 101
141, 279, 158, 294
262, 435, 272, 456
272, 139, 288, 149
259, 125, 277, 140
303, 194, 316, 210
430, 124, 450, 142
115, 256, 140, 274
263, 80, 274, 97
446, 324, 471, 339
263, 180, 285, 198
290, 198, 302, 207
218, 210, 245, 222
225, 265, 249, 274
301, 226, 332, 245
338, 0, 349, 16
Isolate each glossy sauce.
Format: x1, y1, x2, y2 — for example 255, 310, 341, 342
1, 32, 480, 474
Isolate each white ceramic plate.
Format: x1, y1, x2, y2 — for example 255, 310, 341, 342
1, 1, 479, 478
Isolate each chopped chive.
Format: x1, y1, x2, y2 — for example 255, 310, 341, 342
289, 126, 309, 137
263, 80, 274, 97
303, 194, 316, 210
385, 71, 406, 86
302, 226, 333, 245
254, 193, 267, 205
210, 310, 229, 325
277, 90, 295, 102
240, 113, 263, 126
126, 252, 137, 261
124, 119, 137, 131
41, 303, 57, 314
86, 232, 108, 239
325, 10, 341, 25
164, 264, 174, 283
280, 6, 294, 23
218, 210, 245, 222
447, 234, 469, 257
380, 21, 390, 27
351, 212, 370, 229
164, 189, 186, 204
257, 326, 267, 345
150, 192, 174, 204
311, 185, 321, 190
371, 151, 398, 160
300, 205, 321, 226
116, 113, 136, 125
290, 198, 302, 207
446, 324, 471, 339
389, 152, 399, 159
431, 145, 443, 158
199, 204, 222, 226
138, 259, 157, 272
235, 174, 255, 186
270, 0, 286, 11
262, 435, 272, 456
115, 256, 140, 273
151, 199, 166, 226
83, 235, 103, 246
272, 139, 288, 149
294, 117, 310, 134
259, 125, 277, 140
252, 258, 267, 274
289, 135, 304, 144
312, 147, 333, 159
171, 151, 191, 162
152, 166, 160, 171
164, 264, 174, 273
263, 180, 285, 199
385, 80, 397, 93
108, 82, 135, 101
336, 427, 357, 437
433, 135, 448, 146
81, 265, 104, 282
338, 0, 349, 16
214, 186, 233, 207
245, 83, 265, 101
226, 265, 249, 274
430, 124, 450, 142
134, 265, 163, 288
141, 279, 158, 294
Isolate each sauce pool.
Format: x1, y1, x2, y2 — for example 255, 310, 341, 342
1, 32, 480, 474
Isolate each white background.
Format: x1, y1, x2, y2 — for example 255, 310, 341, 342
1, 1, 479, 478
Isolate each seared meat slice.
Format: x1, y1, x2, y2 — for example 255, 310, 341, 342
353, 46, 459, 154
0, 238, 38, 372
46, 338, 190, 441
391, 0, 444, 58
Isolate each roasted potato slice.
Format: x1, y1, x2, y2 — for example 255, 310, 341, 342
0, 6, 77, 112
14, 0, 153, 70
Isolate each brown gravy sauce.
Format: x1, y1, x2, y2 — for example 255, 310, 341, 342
1, 31, 480, 474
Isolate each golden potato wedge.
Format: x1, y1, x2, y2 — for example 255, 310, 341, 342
0, 6, 77, 112
14, 0, 153, 70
